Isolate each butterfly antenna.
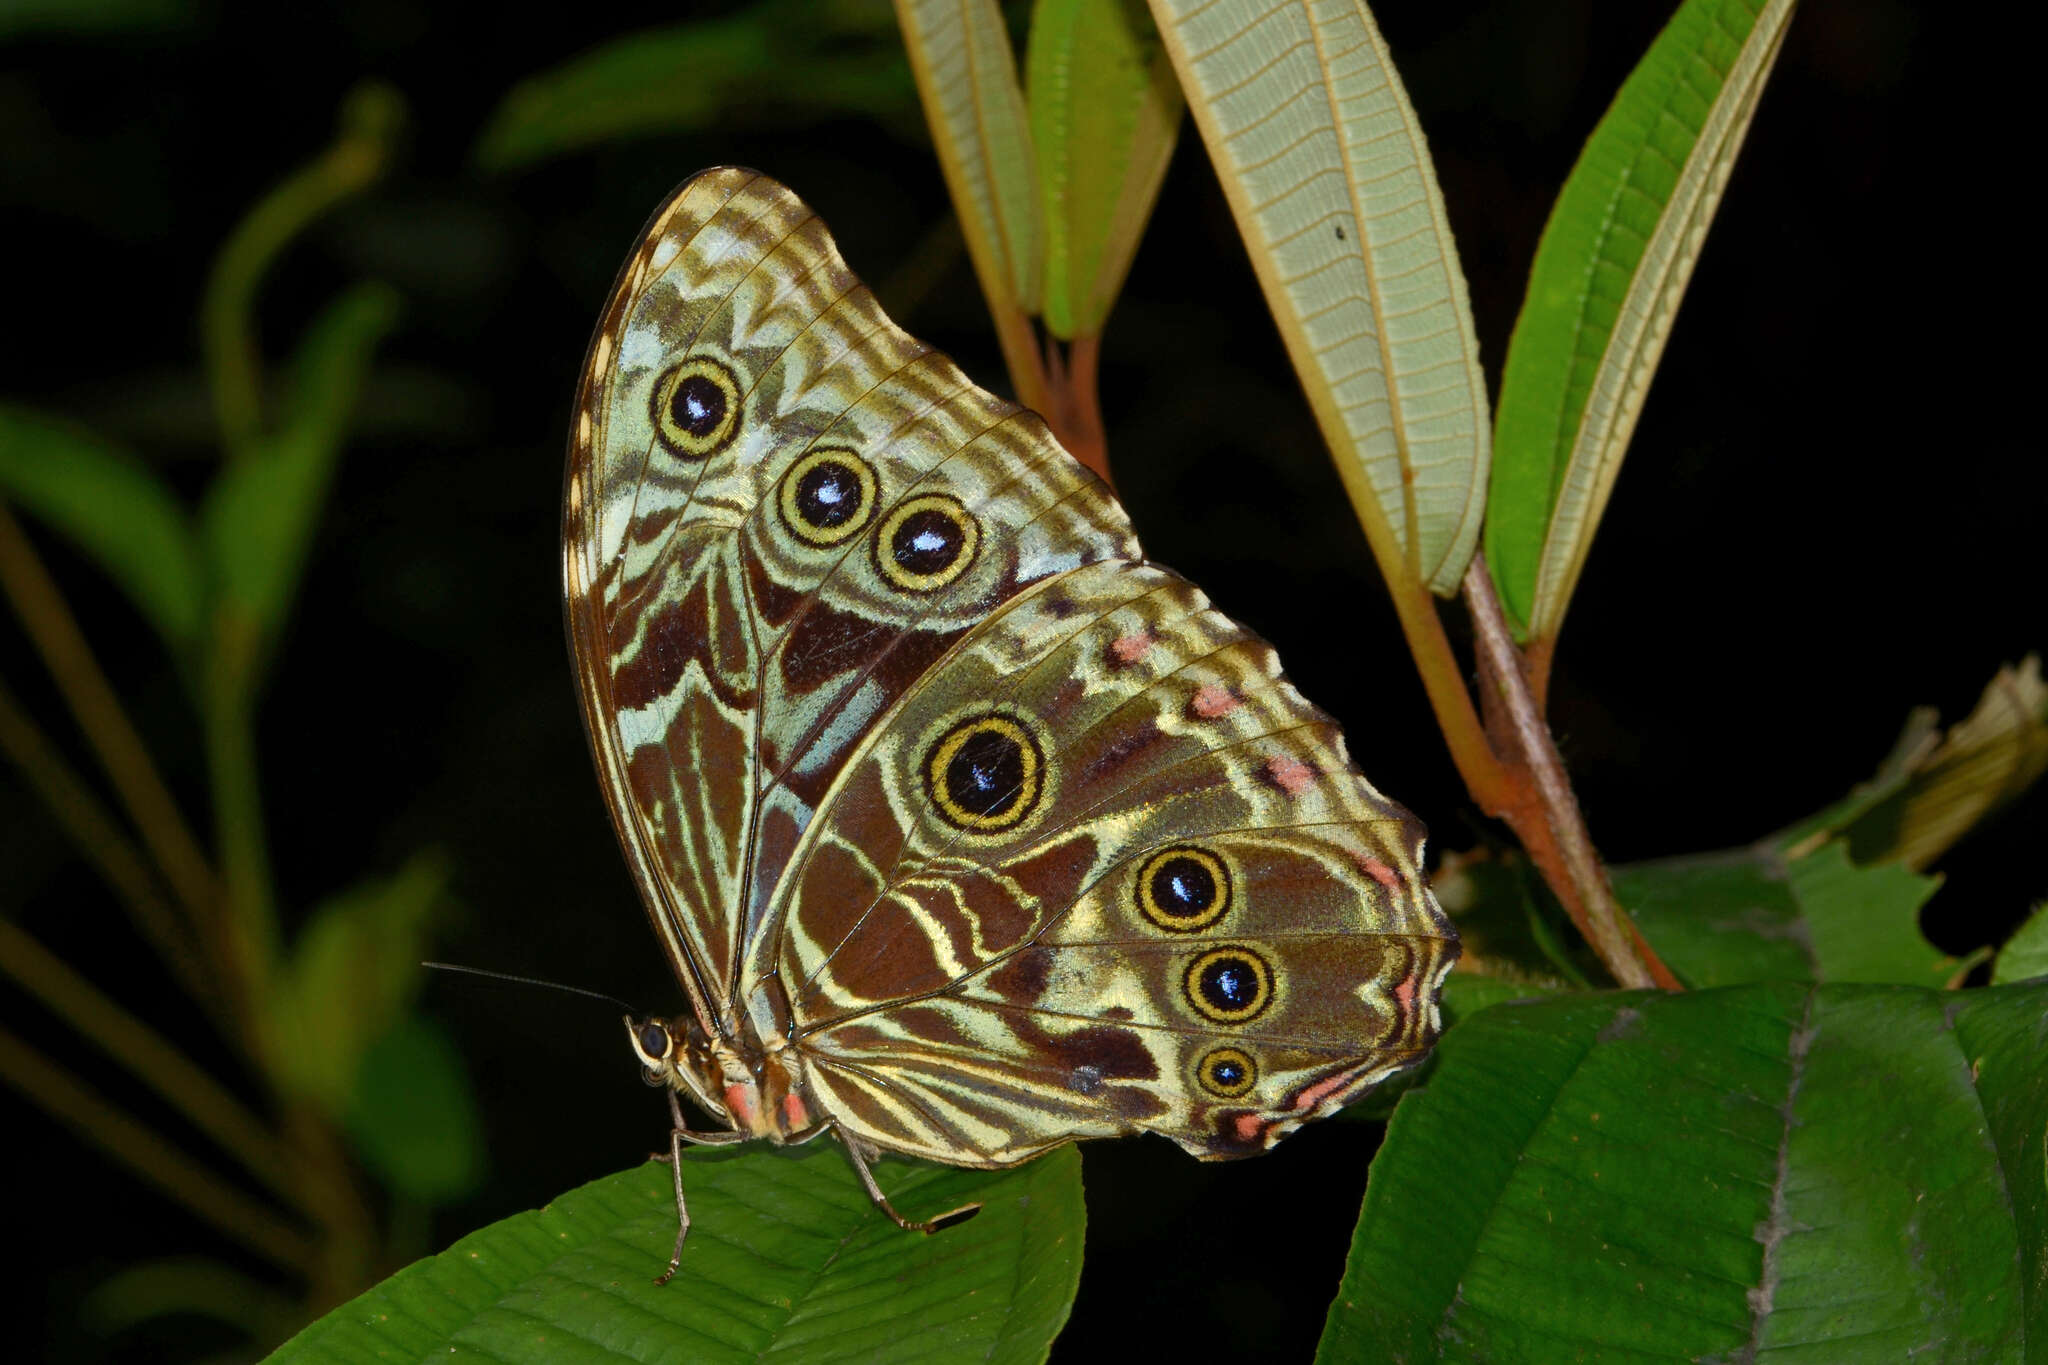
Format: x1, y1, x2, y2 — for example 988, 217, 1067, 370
422, 961, 643, 1015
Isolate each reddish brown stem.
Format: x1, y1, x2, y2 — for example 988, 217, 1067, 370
1463, 559, 1680, 990
1041, 333, 1111, 487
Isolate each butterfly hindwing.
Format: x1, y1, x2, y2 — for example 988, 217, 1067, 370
771, 561, 1454, 1162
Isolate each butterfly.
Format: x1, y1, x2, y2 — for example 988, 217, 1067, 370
562, 167, 1457, 1282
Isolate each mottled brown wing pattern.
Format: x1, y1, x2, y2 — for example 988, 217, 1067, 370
565, 168, 1137, 1048
770, 560, 1453, 1163
567, 166, 1455, 1169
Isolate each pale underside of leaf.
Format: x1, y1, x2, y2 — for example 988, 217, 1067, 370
1527, 0, 1795, 643
1149, 0, 1488, 596
895, 0, 1042, 315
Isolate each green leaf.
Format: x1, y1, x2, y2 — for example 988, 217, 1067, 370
81, 1257, 296, 1343
1026, 0, 1181, 339
1617, 841, 1960, 990
0, 0, 190, 39
0, 405, 205, 651
345, 1013, 486, 1204
1781, 655, 2048, 871
1433, 848, 1593, 989
474, 3, 915, 171
1321, 982, 2046, 1363
896, 0, 1042, 317
1993, 903, 2048, 985
1341, 969, 1565, 1126
267, 853, 449, 1116
265, 1145, 1085, 1364
1149, 0, 1489, 596
200, 281, 400, 640
1487, 0, 1795, 641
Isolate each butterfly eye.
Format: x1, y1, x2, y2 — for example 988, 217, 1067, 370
636, 1021, 672, 1061
1135, 846, 1232, 933
650, 356, 742, 458
1184, 946, 1274, 1024
925, 712, 1044, 833
780, 448, 877, 546
875, 493, 979, 592
1196, 1046, 1259, 1099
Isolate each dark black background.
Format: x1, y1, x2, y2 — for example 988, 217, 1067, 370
3, 2, 2039, 1360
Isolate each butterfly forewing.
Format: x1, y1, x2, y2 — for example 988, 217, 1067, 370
566, 166, 1455, 1171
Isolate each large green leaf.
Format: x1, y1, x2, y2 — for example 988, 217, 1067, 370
1026, 0, 1180, 340
1616, 840, 1960, 990
1487, 0, 1795, 642
200, 281, 399, 641
1321, 982, 2046, 1363
1993, 903, 2048, 985
474, 2, 915, 171
0, 405, 204, 651
895, 0, 1042, 318
1149, 0, 1488, 596
266, 1145, 1085, 1364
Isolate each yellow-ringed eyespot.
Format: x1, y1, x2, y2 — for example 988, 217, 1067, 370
780, 448, 877, 546
926, 713, 1044, 833
876, 493, 979, 592
1196, 1046, 1258, 1099
1184, 946, 1274, 1024
651, 356, 742, 458
1135, 846, 1232, 933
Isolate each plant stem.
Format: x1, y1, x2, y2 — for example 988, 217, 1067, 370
1463, 558, 1679, 990
201, 82, 401, 457
0, 504, 224, 944
1040, 333, 1111, 485
0, 1024, 317, 1274
1381, 573, 1515, 816
990, 298, 1051, 418
0, 672, 216, 1008
203, 611, 279, 1033
0, 919, 329, 1217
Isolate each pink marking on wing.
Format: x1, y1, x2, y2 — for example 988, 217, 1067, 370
1111, 631, 1154, 664
1355, 855, 1399, 888
724, 1084, 755, 1127
1192, 684, 1240, 718
1394, 975, 1418, 1012
1266, 755, 1316, 796
782, 1092, 809, 1131
1292, 1066, 1361, 1112
1233, 1113, 1265, 1143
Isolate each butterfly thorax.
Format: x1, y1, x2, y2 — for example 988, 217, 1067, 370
628, 1011, 816, 1142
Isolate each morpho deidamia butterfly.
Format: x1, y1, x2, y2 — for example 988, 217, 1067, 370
563, 167, 1457, 1282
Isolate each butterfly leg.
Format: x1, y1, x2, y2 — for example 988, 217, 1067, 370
653, 1088, 745, 1287
834, 1126, 982, 1235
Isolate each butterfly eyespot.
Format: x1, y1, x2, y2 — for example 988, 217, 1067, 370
1184, 946, 1274, 1024
876, 493, 979, 592
1196, 1046, 1259, 1099
780, 448, 877, 546
651, 356, 742, 458
926, 712, 1044, 833
1135, 846, 1232, 933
